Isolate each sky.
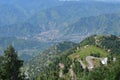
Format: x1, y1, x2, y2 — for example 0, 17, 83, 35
58, 0, 120, 1
95, 0, 120, 1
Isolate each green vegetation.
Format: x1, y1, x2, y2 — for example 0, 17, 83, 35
69, 45, 108, 60
80, 35, 120, 54
1, 1, 120, 80
84, 56, 120, 80
0, 35, 120, 80
34, 35, 120, 80
25, 41, 77, 79
0, 45, 24, 80
35, 53, 120, 80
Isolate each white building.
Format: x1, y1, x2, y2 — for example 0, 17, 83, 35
101, 57, 108, 65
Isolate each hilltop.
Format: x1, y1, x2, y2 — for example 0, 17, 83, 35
28, 34, 120, 80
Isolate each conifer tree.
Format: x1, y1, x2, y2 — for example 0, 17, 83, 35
0, 45, 24, 80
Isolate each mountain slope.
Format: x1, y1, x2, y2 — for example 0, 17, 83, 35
34, 35, 120, 80
25, 41, 77, 79
69, 45, 108, 60
80, 34, 120, 54
62, 14, 120, 42
1, 2, 120, 41
0, 0, 61, 26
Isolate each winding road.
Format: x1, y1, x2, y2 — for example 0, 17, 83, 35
78, 56, 107, 70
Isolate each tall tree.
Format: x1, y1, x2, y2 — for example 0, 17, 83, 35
0, 45, 24, 80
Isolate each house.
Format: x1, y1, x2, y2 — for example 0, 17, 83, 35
101, 57, 108, 65
59, 63, 65, 69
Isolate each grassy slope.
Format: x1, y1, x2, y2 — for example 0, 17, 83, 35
69, 45, 108, 60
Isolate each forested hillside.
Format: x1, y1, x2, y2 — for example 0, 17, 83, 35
25, 41, 77, 79
33, 35, 120, 80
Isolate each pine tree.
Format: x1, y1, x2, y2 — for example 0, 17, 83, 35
0, 45, 24, 80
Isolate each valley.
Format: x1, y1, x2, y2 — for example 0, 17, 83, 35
0, 0, 120, 80
0, 37, 54, 62
1, 1, 120, 42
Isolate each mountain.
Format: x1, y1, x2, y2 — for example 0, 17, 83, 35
0, 1, 120, 41
24, 41, 77, 79
0, 0, 61, 26
63, 13, 120, 42
1, 1, 120, 62
32, 34, 120, 80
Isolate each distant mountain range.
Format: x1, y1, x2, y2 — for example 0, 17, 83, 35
0, 1, 120, 61
63, 13, 120, 41
0, 0, 61, 26
0, 1, 120, 42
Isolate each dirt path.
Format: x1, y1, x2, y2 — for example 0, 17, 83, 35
86, 56, 95, 70
79, 56, 105, 70
78, 59, 86, 69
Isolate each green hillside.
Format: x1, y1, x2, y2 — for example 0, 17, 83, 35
34, 35, 120, 80
69, 45, 108, 60
80, 34, 120, 54
24, 41, 77, 79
